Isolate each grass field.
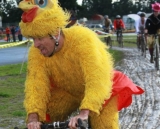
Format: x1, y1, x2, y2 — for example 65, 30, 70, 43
100, 34, 137, 48
0, 63, 27, 128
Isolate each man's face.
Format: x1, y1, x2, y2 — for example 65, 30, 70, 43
33, 36, 55, 57
153, 11, 159, 16
141, 16, 145, 20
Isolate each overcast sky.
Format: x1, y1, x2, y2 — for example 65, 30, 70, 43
77, 0, 82, 5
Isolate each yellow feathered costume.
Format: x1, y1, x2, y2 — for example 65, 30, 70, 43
24, 26, 119, 128
19, 0, 118, 128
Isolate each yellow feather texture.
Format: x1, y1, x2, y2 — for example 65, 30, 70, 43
24, 26, 114, 122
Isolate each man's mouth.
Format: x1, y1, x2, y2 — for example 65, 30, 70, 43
40, 48, 47, 55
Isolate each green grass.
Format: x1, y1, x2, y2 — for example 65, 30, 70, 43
0, 92, 10, 97
100, 35, 137, 48
109, 49, 124, 66
0, 63, 27, 76
0, 41, 8, 44
12, 111, 26, 117
0, 63, 27, 128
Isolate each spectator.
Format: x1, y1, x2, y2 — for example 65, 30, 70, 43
11, 26, 16, 42
5, 26, 10, 42
17, 29, 23, 41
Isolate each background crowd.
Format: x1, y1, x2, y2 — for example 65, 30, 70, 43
0, 26, 23, 42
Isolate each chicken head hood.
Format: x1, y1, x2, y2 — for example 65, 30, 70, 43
19, 0, 70, 38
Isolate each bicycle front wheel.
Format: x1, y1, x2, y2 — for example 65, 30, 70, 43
108, 36, 112, 48
141, 37, 146, 58
119, 36, 123, 48
137, 37, 141, 50
155, 44, 159, 70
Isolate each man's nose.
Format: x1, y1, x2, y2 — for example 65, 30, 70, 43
34, 39, 40, 48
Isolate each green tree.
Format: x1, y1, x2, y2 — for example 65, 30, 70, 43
111, 0, 135, 18
2, 0, 158, 25
1, 1, 22, 24
58, 0, 78, 10
81, 0, 112, 19
0, 0, 22, 25
2, 0, 80, 24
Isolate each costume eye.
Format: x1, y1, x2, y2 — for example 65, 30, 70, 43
34, 0, 47, 8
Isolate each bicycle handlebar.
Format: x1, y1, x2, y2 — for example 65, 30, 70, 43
14, 118, 87, 129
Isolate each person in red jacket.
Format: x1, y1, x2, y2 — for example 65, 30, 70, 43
113, 15, 125, 41
5, 26, 10, 42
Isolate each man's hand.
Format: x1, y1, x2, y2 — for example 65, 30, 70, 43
68, 109, 90, 129
27, 113, 42, 129
145, 29, 148, 34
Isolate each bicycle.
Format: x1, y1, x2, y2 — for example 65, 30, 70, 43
14, 118, 89, 129
152, 34, 160, 70
116, 29, 123, 48
139, 33, 147, 58
137, 26, 147, 57
104, 28, 112, 48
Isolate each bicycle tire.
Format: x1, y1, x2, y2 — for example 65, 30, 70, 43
121, 36, 124, 48
117, 35, 121, 47
141, 36, 146, 57
143, 36, 147, 58
137, 37, 141, 50
106, 37, 109, 46
155, 44, 159, 70
108, 36, 112, 48
119, 36, 123, 48
104, 36, 111, 48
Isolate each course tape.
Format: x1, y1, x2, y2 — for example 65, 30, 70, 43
0, 32, 111, 49
0, 40, 33, 49
98, 34, 112, 38
93, 30, 113, 38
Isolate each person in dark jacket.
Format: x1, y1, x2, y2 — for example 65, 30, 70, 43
145, 2, 160, 63
11, 26, 16, 42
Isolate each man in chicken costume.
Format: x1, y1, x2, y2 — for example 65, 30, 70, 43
18, 0, 144, 129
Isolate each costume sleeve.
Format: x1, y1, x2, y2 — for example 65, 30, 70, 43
75, 28, 114, 114
24, 46, 51, 122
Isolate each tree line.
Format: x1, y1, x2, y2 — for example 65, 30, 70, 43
0, 0, 159, 25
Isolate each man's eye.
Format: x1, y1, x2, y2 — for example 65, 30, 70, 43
38, 38, 43, 40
